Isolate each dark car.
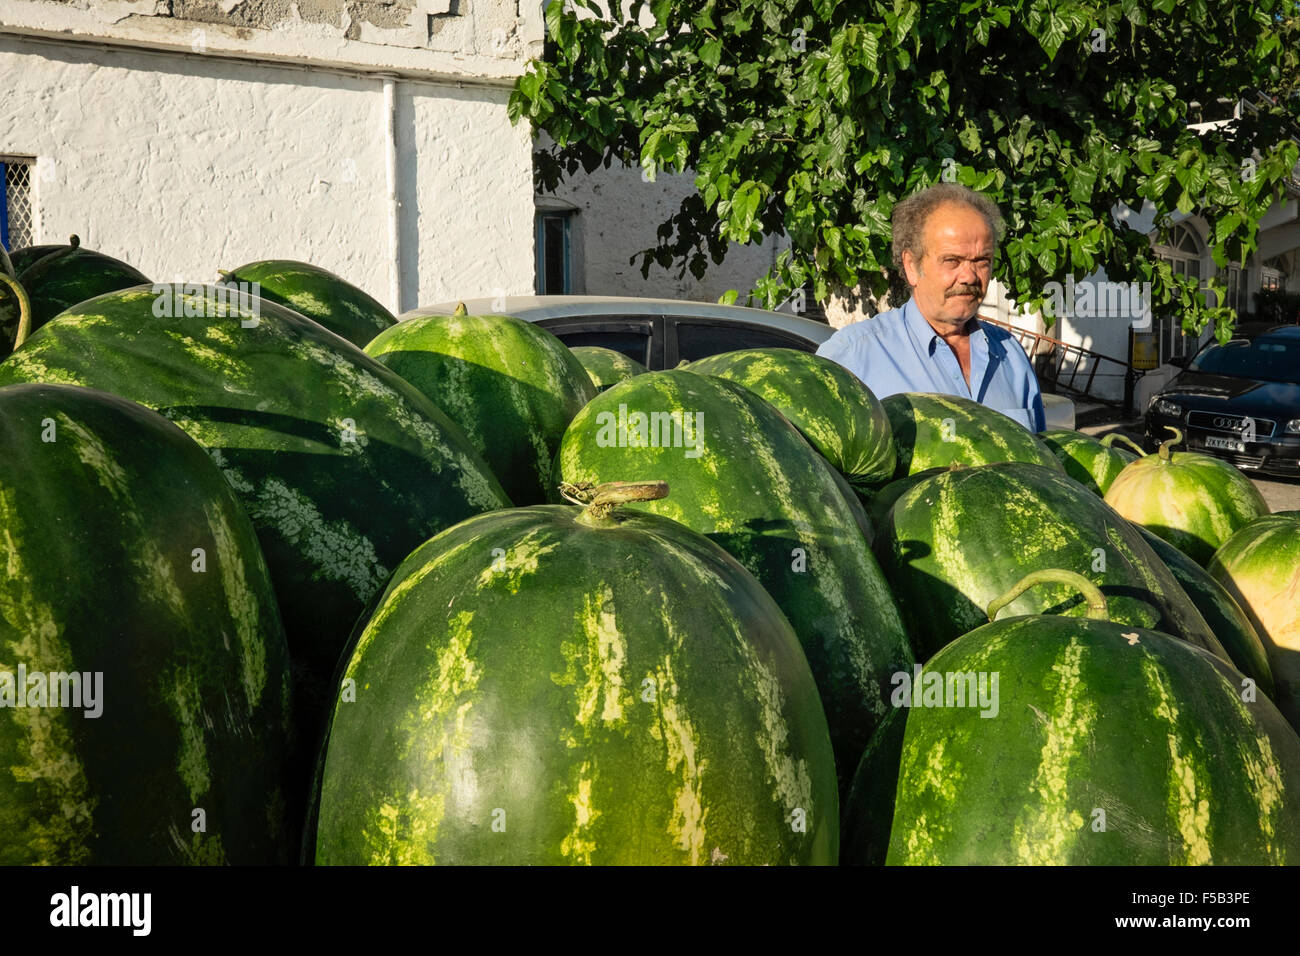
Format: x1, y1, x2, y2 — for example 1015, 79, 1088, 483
1145, 323, 1300, 476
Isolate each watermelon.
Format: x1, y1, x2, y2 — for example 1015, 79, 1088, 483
219, 260, 396, 349
313, 481, 838, 864
847, 569, 1300, 865
882, 391, 1063, 479
0, 383, 292, 863
1038, 428, 1135, 496
863, 467, 948, 530
554, 369, 914, 786
365, 308, 597, 505
0, 285, 510, 709
875, 462, 1230, 662
1103, 427, 1270, 566
570, 346, 647, 392
1135, 525, 1274, 697
1208, 515, 1300, 733
685, 347, 896, 488
0, 236, 149, 356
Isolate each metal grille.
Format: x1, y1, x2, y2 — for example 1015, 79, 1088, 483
3, 160, 35, 250
1186, 410, 1276, 437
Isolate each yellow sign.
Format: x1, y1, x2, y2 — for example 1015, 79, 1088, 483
1131, 332, 1159, 371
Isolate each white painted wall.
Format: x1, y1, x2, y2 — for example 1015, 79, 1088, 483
0, 33, 535, 312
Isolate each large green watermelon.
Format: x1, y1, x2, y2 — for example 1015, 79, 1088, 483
1135, 525, 1274, 698
570, 346, 647, 392
1208, 515, 1300, 733
1104, 428, 1270, 566
846, 571, 1300, 865
365, 309, 597, 505
0, 285, 510, 708
314, 482, 838, 864
219, 260, 396, 349
1038, 429, 1137, 496
554, 369, 914, 787
0, 383, 292, 863
882, 391, 1063, 479
0, 236, 149, 356
685, 347, 896, 488
875, 462, 1230, 662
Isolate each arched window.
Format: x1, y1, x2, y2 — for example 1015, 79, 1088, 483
1153, 222, 1209, 363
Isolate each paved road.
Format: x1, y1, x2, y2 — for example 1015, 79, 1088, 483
1081, 421, 1300, 513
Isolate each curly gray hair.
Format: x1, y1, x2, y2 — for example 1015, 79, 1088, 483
891, 183, 1004, 272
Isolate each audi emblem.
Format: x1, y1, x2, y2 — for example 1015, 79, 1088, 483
1213, 416, 1244, 429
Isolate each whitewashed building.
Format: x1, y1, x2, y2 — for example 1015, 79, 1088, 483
0, 0, 541, 313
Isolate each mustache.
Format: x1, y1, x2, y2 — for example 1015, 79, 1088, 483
947, 285, 983, 297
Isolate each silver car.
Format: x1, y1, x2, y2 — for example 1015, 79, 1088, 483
406, 295, 1072, 429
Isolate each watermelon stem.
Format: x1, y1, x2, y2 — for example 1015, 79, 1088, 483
1100, 432, 1147, 457
1158, 426, 1184, 462
986, 569, 1109, 623
18, 234, 81, 285
0, 272, 32, 350
563, 479, 670, 522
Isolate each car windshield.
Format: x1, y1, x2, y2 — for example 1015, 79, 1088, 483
1189, 337, 1300, 384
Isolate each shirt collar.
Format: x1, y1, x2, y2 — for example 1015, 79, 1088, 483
903, 296, 986, 355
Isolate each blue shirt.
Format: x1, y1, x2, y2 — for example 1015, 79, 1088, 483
815, 297, 1047, 432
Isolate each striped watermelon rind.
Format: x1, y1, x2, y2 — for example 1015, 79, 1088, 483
570, 346, 647, 392
876, 462, 1231, 662
0, 383, 292, 864
1208, 514, 1300, 733
882, 391, 1063, 479
685, 347, 897, 488
868, 608, 1300, 864
554, 369, 914, 788
314, 499, 839, 865
365, 311, 597, 505
0, 284, 511, 697
219, 260, 396, 349
0, 239, 149, 357
1038, 428, 1133, 496
1135, 525, 1275, 698
1104, 433, 1270, 566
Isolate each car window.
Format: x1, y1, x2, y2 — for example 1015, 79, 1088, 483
534, 319, 655, 367
672, 321, 818, 363
1189, 337, 1300, 384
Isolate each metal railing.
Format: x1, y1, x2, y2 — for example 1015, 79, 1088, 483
981, 316, 1138, 413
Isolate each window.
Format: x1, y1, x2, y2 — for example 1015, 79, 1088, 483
672, 320, 817, 363
1153, 223, 1207, 364
544, 328, 652, 366
1, 156, 35, 251
535, 211, 574, 294
536, 316, 658, 367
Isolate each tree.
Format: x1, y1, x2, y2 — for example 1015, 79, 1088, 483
508, 0, 1300, 336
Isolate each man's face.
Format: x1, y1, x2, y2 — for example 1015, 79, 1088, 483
901, 202, 995, 330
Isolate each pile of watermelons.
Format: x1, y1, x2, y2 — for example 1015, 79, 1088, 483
2, 239, 1299, 865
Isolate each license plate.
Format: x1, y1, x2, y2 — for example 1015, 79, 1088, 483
1204, 436, 1244, 452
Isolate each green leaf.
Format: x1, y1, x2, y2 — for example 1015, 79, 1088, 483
699, 38, 723, 69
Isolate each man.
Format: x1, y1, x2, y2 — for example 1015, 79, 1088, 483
816, 183, 1046, 432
